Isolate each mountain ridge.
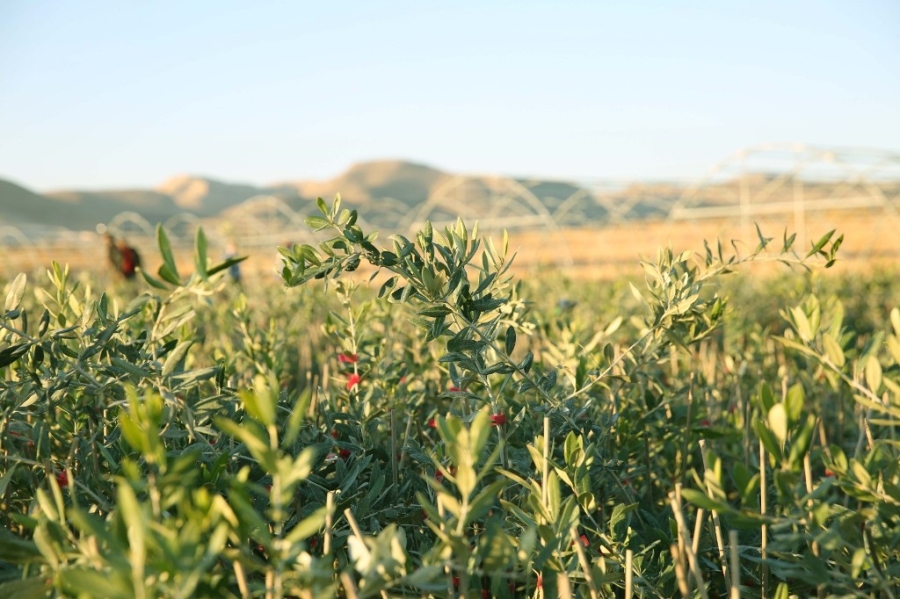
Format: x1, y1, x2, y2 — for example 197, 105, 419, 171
0, 160, 466, 233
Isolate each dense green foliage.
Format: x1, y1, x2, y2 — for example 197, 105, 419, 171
1, 201, 898, 598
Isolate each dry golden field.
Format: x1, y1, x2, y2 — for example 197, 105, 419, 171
2, 208, 898, 282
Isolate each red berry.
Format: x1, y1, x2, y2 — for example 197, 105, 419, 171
331, 429, 340, 439
346, 373, 361, 390
490, 413, 506, 427
338, 353, 359, 364
426, 418, 437, 429
339, 448, 351, 460
55, 471, 68, 488
452, 576, 459, 588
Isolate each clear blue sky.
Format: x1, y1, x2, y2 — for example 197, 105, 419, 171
1, 1, 898, 191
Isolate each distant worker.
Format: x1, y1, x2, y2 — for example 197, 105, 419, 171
104, 233, 141, 280
224, 241, 242, 285
117, 238, 141, 280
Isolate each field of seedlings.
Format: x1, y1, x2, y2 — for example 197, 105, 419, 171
2, 198, 900, 598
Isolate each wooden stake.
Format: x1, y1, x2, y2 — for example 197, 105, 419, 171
625, 549, 634, 599
729, 530, 740, 599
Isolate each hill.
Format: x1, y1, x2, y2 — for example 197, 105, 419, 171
45, 189, 181, 224
0, 178, 93, 233
156, 176, 267, 215
276, 160, 448, 207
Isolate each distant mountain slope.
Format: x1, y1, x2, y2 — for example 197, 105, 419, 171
0, 178, 87, 229
157, 175, 268, 215
277, 160, 449, 207
46, 190, 181, 224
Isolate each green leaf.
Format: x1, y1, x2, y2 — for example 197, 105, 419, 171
784, 383, 804, 427
58, 568, 132, 599
215, 417, 277, 472
790, 306, 813, 342
157, 262, 181, 286
156, 224, 180, 282
518, 351, 534, 373
0, 464, 17, 496
418, 305, 451, 318
805, 229, 835, 258
138, 267, 169, 289
767, 403, 788, 447
0, 526, 42, 564
504, 325, 517, 355
284, 506, 328, 544
305, 216, 332, 230
758, 382, 776, 412
788, 414, 817, 471
0, 342, 30, 368
208, 255, 247, 277
823, 333, 845, 368
116, 481, 146, 578
773, 582, 790, 599
194, 226, 208, 279
753, 417, 782, 462
161, 340, 193, 377
466, 480, 507, 526
4, 273, 26, 313
865, 356, 882, 392
680, 488, 733, 513
0, 576, 52, 598
239, 374, 277, 427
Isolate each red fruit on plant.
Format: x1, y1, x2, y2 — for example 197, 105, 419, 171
331, 429, 340, 439
448, 387, 462, 393
346, 373, 361, 390
55, 472, 68, 488
426, 418, 437, 428
482, 589, 490, 599
452, 576, 460, 588
339, 449, 351, 460
338, 353, 359, 364
490, 413, 506, 427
